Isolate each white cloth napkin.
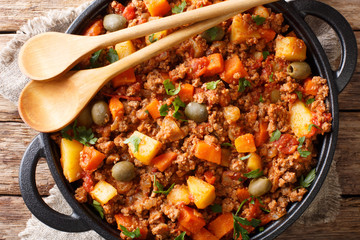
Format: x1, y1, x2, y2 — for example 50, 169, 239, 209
0, 2, 342, 239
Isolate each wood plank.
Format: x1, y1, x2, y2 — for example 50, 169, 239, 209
0, 95, 21, 122
339, 73, 360, 111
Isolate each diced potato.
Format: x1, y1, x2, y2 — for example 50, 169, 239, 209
235, 134, 256, 153
253, 5, 270, 18
187, 176, 215, 209
127, 131, 162, 165
158, 116, 185, 142
275, 35, 307, 61
60, 138, 83, 183
90, 180, 118, 204
167, 184, 191, 205
290, 100, 312, 137
145, 30, 168, 45
115, 40, 136, 59
247, 152, 262, 171
223, 105, 240, 123
231, 15, 261, 44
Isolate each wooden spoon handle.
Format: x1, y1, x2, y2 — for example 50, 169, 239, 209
96, 0, 276, 48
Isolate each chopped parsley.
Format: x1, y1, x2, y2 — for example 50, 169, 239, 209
92, 200, 104, 219
153, 175, 175, 195
149, 33, 158, 43
297, 136, 311, 157
163, 79, 181, 96
107, 48, 119, 63
296, 91, 303, 100
269, 129, 281, 142
260, 207, 270, 213
61, 120, 98, 146
206, 80, 221, 90
221, 142, 235, 148
259, 94, 264, 103
243, 169, 264, 179
262, 51, 270, 60
240, 154, 251, 161
252, 15, 266, 25
172, 0, 186, 14
159, 104, 169, 116
308, 123, 321, 132
172, 96, 186, 120
269, 72, 274, 82
233, 214, 261, 240
119, 225, 142, 239
203, 26, 222, 41
238, 78, 251, 92
259, 226, 265, 232
306, 98, 315, 105
124, 134, 141, 153
145, 110, 149, 114
236, 199, 248, 215
210, 204, 222, 213
90, 49, 102, 68
174, 231, 186, 240
298, 168, 316, 188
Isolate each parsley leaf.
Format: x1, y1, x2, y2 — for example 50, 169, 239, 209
159, 104, 169, 116
238, 78, 251, 92
61, 121, 98, 146
298, 168, 316, 188
308, 123, 321, 132
262, 51, 270, 60
92, 200, 104, 219
61, 125, 73, 140
124, 134, 141, 153
107, 48, 119, 63
269, 129, 281, 142
269, 72, 274, 82
163, 79, 181, 96
297, 136, 311, 157
306, 98, 315, 105
172, 0, 186, 14
260, 207, 270, 213
90, 49, 102, 68
120, 225, 142, 239
252, 15, 266, 25
206, 80, 221, 90
210, 204, 222, 213
259, 226, 265, 232
296, 91, 302, 100
243, 169, 263, 178
145, 110, 149, 114
240, 154, 251, 160
172, 96, 186, 120
149, 33, 158, 43
221, 142, 234, 148
153, 175, 175, 195
259, 94, 264, 103
174, 231, 186, 240
233, 214, 261, 240
203, 26, 223, 41
236, 199, 248, 215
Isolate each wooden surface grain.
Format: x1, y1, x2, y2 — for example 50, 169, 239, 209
0, 0, 359, 239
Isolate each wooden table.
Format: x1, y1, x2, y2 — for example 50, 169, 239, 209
0, 0, 359, 239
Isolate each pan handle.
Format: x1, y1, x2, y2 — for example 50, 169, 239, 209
289, 0, 357, 93
19, 134, 90, 232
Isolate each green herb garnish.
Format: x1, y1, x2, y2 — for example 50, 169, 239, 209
306, 98, 315, 105
308, 123, 321, 132
296, 91, 302, 100
124, 134, 141, 153
90, 49, 102, 68
61, 120, 98, 146
206, 80, 221, 90
174, 231, 186, 240
153, 175, 175, 195
238, 78, 251, 92
149, 33, 158, 43
145, 110, 149, 114
269, 129, 281, 142
159, 104, 169, 116
210, 204, 222, 213
243, 169, 263, 179
297, 136, 311, 157
252, 15, 266, 25
172, 0, 186, 14
262, 51, 270, 60
240, 154, 251, 161
233, 214, 261, 240
298, 168, 316, 188
269, 72, 274, 82
221, 142, 235, 148
92, 200, 104, 219
203, 26, 222, 41
163, 79, 181, 96
260, 207, 270, 213
259, 226, 265, 232
236, 199, 248, 215
172, 96, 186, 120
107, 48, 119, 63
259, 94, 264, 103
119, 225, 142, 239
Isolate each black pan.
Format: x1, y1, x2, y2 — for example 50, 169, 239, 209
19, 0, 357, 239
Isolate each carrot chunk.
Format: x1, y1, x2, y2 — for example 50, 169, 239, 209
254, 121, 269, 147
144, 0, 171, 17
303, 78, 319, 96
234, 134, 256, 153
193, 228, 219, 240
178, 206, 206, 234
220, 55, 248, 84
259, 28, 276, 42
114, 214, 148, 239
236, 188, 251, 202
79, 146, 106, 171
151, 152, 177, 172
112, 68, 136, 88
204, 53, 224, 77
109, 97, 124, 120
207, 213, 234, 239
195, 141, 221, 164
83, 19, 104, 36
146, 99, 161, 119
178, 83, 194, 103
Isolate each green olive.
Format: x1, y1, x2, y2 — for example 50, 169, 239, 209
287, 62, 312, 80
103, 14, 127, 32
91, 101, 110, 126
201, 26, 225, 42
111, 161, 136, 182
185, 102, 208, 122
248, 177, 272, 197
270, 89, 281, 103
77, 105, 93, 128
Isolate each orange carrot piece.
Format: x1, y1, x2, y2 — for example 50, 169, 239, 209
234, 134, 256, 153
151, 152, 177, 172
109, 97, 124, 120
178, 206, 206, 234
195, 141, 222, 164
79, 146, 106, 171
146, 99, 161, 119
193, 228, 219, 240
83, 19, 104, 36
179, 83, 194, 103
114, 214, 148, 239
254, 121, 269, 147
144, 0, 171, 17
259, 28, 276, 43
204, 53, 224, 77
303, 78, 318, 96
236, 188, 250, 202
207, 213, 234, 239
220, 55, 248, 84
204, 171, 216, 185
112, 68, 137, 88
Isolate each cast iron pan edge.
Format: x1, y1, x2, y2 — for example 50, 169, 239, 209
19, 0, 357, 239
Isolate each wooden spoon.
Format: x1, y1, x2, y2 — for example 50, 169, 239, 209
18, 0, 276, 81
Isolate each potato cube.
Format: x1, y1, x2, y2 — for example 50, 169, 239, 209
231, 15, 261, 44
275, 35, 307, 61
247, 152, 262, 171
127, 131, 162, 165
167, 184, 191, 205
115, 40, 136, 59
60, 138, 83, 183
253, 5, 270, 18
290, 100, 312, 137
90, 180, 117, 204
187, 176, 215, 209
235, 134, 256, 153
